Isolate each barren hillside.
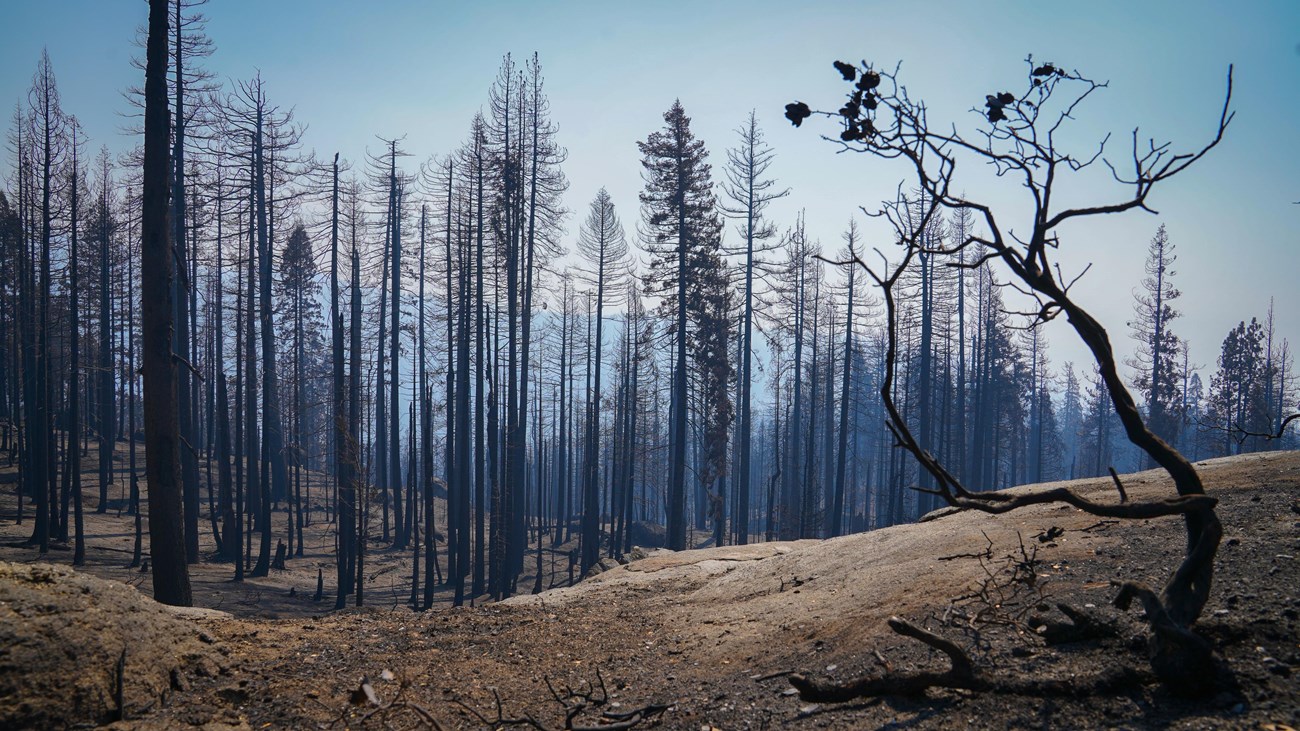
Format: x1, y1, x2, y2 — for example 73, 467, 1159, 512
2, 451, 1298, 729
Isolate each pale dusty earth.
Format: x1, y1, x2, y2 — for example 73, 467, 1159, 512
1, 450, 1298, 729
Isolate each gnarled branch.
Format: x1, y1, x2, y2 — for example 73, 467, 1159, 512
789, 615, 1151, 701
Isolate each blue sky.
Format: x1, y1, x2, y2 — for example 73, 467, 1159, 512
3, 0, 1298, 389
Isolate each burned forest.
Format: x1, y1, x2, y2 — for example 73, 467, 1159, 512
1, 2, 1298, 728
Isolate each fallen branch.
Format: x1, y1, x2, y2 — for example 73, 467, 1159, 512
1196, 413, 1299, 445
451, 669, 668, 731
789, 616, 1152, 702
1107, 467, 1128, 503
571, 705, 670, 731
451, 688, 545, 730
1029, 603, 1117, 645
946, 532, 1049, 631
789, 617, 984, 701
938, 532, 994, 562
946, 484, 1215, 520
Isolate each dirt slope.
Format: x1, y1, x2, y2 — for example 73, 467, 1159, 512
0, 562, 229, 728
2, 451, 1297, 729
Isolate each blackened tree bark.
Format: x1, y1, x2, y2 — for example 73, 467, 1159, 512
421, 344, 443, 594
232, 181, 249, 577
374, 181, 391, 545
576, 188, 627, 573
416, 202, 431, 605
349, 227, 364, 607
171, 0, 200, 564
68, 123, 85, 565
333, 173, 361, 608
26, 50, 64, 554
255, 97, 286, 569
279, 222, 315, 557
453, 182, 472, 605
127, 192, 144, 567
775, 217, 812, 540
385, 141, 405, 550
801, 270, 822, 535
485, 58, 514, 600
244, 139, 266, 576
141, 0, 192, 606
10, 121, 36, 532
553, 275, 573, 548
691, 247, 733, 549
830, 220, 859, 537
330, 156, 352, 605
472, 117, 487, 598
213, 177, 237, 566
721, 111, 786, 545
440, 156, 457, 589
950, 207, 973, 485
96, 150, 115, 516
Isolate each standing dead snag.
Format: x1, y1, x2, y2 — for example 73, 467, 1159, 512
141, 0, 192, 606
786, 57, 1234, 697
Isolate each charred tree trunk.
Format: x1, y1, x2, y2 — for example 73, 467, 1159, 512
69, 141, 85, 565
245, 146, 266, 577
350, 239, 365, 607
141, 0, 191, 605
473, 131, 487, 598
388, 152, 404, 549
831, 246, 855, 538
97, 161, 114, 515
453, 209, 472, 605
171, 1, 200, 564
331, 154, 354, 606
376, 204, 390, 545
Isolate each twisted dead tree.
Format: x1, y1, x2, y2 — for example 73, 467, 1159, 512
784, 58, 1233, 699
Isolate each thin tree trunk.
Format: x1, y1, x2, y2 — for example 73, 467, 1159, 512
246, 144, 267, 577
831, 257, 854, 537
330, 156, 353, 604
350, 239, 364, 607
473, 133, 486, 598
97, 160, 114, 515
388, 153, 404, 548
69, 143, 84, 564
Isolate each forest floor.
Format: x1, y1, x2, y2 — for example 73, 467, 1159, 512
0, 440, 609, 621
1, 449, 1298, 729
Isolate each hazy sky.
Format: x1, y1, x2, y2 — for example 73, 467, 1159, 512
3, 0, 1298, 393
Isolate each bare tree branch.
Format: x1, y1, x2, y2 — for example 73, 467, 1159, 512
785, 54, 1234, 700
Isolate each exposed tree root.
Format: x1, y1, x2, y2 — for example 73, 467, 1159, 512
1113, 581, 1222, 696
788, 616, 1151, 703
1030, 603, 1118, 645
